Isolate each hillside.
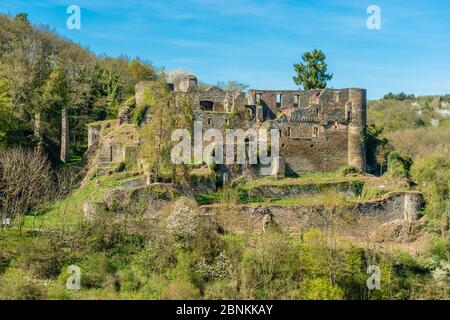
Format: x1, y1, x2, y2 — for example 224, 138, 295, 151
0, 14, 449, 301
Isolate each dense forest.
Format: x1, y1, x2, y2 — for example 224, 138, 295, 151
0, 13, 157, 161
0, 13, 449, 300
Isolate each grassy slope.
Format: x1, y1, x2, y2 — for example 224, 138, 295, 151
23, 172, 144, 230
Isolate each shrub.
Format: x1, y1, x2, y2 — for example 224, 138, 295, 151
0, 268, 47, 300
166, 198, 200, 249
161, 281, 201, 300
130, 238, 177, 278
387, 151, 413, 178
115, 162, 126, 173
294, 278, 344, 300
204, 280, 238, 300
338, 165, 359, 176
133, 105, 148, 126
79, 254, 116, 289
241, 232, 299, 299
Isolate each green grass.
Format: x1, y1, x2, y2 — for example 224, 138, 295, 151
58, 156, 83, 169
23, 172, 144, 230
241, 173, 367, 190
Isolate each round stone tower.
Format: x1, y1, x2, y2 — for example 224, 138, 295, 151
347, 88, 367, 172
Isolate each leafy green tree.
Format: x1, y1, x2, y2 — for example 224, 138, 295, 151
129, 59, 157, 83
0, 78, 22, 147
387, 151, 413, 178
293, 49, 333, 90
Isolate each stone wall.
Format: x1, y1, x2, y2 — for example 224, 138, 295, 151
133, 78, 367, 176
88, 124, 101, 148
247, 179, 364, 200
199, 192, 425, 235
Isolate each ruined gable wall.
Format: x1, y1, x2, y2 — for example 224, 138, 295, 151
247, 88, 366, 173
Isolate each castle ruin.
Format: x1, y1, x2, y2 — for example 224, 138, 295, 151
89, 74, 367, 179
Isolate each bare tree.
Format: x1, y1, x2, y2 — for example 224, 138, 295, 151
0, 147, 54, 227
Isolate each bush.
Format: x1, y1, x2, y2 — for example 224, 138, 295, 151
338, 165, 359, 176
166, 198, 201, 249
79, 254, 116, 289
387, 151, 413, 178
204, 280, 238, 300
161, 281, 201, 300
383, 92, 415, 100
241, 232, 299, 299
294, 278, 344, 300
130, 238, 177, 278
0, 268, 47, 300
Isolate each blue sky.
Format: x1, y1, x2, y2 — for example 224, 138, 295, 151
1, 0, 449, 99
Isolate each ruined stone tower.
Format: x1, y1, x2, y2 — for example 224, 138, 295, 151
60, 108, 70, 163
347, 88, 367, 171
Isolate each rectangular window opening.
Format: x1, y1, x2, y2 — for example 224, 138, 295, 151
256, 93, 262, 105
313, 127, 319, 138
276, 94, 282, 108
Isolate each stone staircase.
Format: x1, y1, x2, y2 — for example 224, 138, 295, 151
97, 142, 113, 174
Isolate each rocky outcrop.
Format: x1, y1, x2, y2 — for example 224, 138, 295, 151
200, 191, 425, 237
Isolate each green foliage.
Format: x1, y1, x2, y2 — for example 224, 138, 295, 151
383, 92, 416, 100
129, 58, 157, 83
412, 156, 449, 233
0, 268, 47, 300
387, 151, 413, 178
293, 49, 333, 90
161, 281, 201, 300
0, 78, 23, 147
294, 278, 344, 300
115, 162, 126, 173
338, 165, 359, 176
133, 105, 148, 125
79, 254, 116, 289
0, 14, 157, 158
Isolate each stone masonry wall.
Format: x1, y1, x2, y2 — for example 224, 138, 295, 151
199, 192, 425, 235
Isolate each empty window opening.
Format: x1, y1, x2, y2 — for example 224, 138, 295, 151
334, 91, 340, 102
314, 108, 320, 117
200, 101, 214, 111
276, 94, 282, 108
287, 127, 292, 137
312, 127, 319, 138
256, 93, 262, 105
347, 110, 353, 122
346, 102, 353, 122
294, 94, 299, 108
207, 118, 212, 126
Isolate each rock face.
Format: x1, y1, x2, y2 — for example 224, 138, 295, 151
200, 191, 425, 236
103, 183, 173, 216
88, 124, 101, 148
247, 180, 365, 200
